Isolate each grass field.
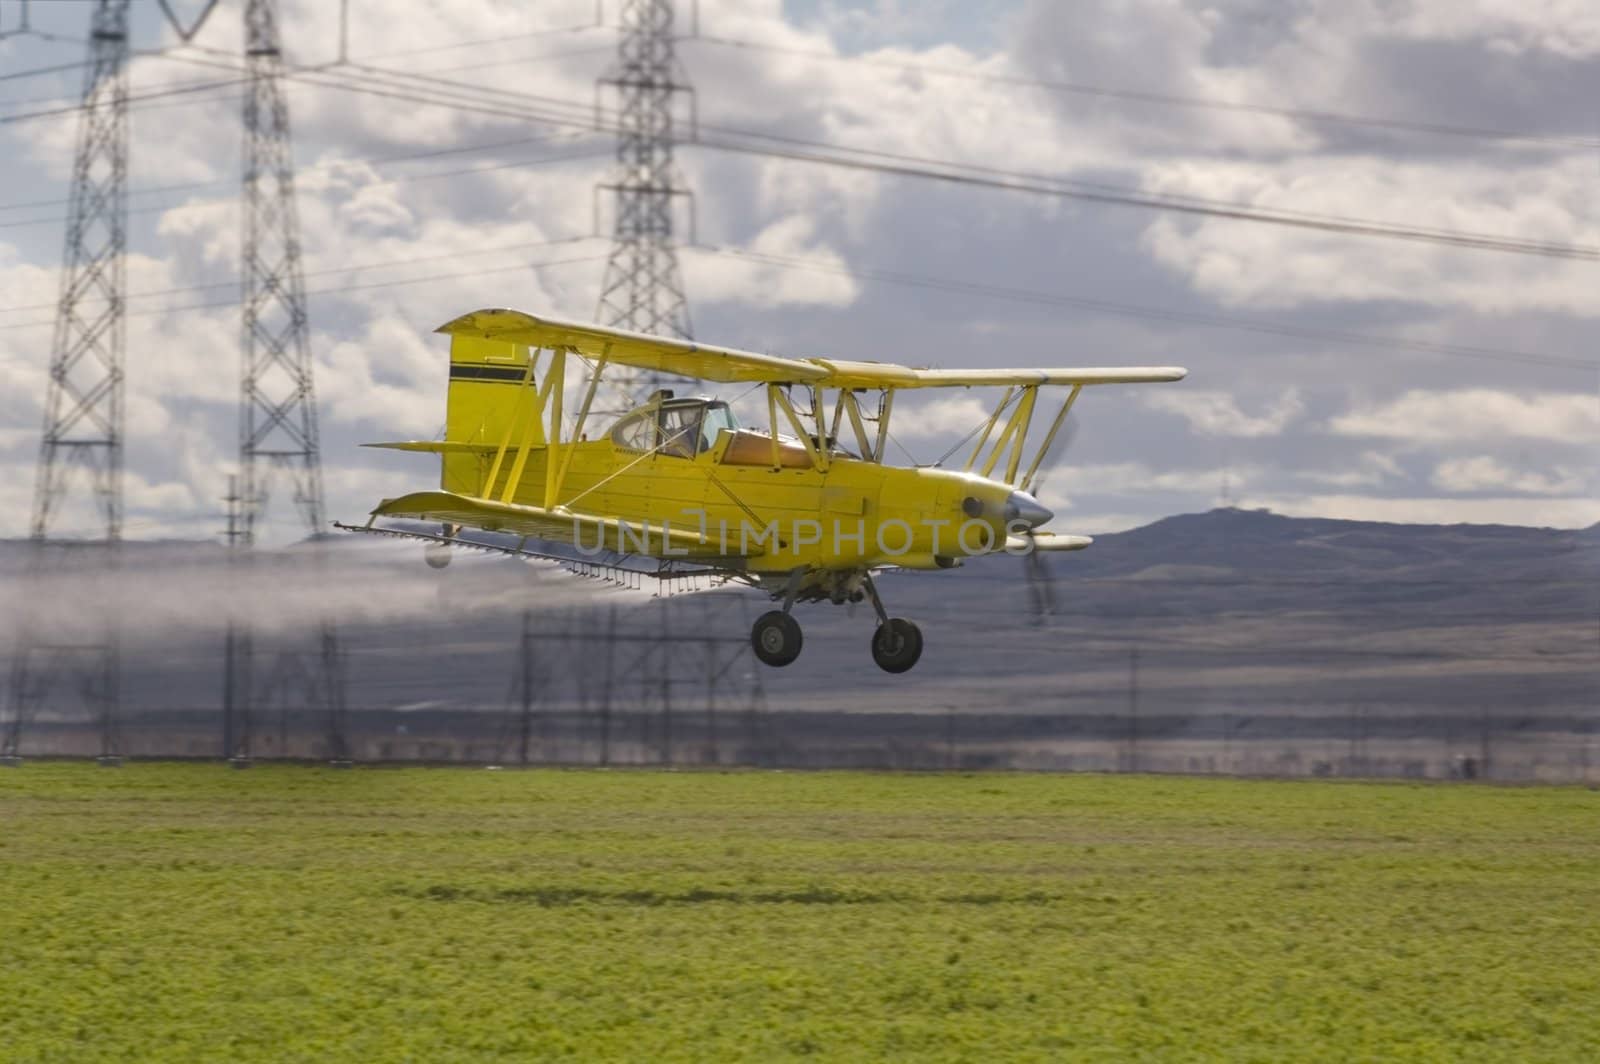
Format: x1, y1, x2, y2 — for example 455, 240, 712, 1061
1, 765, 1596, 1061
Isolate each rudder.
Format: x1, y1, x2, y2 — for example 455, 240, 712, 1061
442, 335, 545, 496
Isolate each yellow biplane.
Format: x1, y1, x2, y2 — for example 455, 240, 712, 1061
348, 309, 1185, 673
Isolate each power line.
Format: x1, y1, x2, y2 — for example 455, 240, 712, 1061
0, 57, 104, 84
0, 140, 608, 231
277, 58, 1600, 261
0, 235, 596, 316
333, 20, 613, 63
0, 227, 1584, 374
0, 19, 614, 85
6, 35, 1590, 364
685, 34, 1600, 152
274, 63, 1600, 262
13, 14, 1584, 153
0, 126, 596, 214
15, 53, 1592, 261
0, 66, 265, 125
689, 131, 1600, 262
684, 244, 1595, 372
0, 250, 610, 332
0, 43, 617, 114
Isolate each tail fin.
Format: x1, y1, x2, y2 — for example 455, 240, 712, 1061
441, 334, 545, 497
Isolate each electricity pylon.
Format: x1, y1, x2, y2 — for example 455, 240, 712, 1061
588, 0, 694, 723
3, 0, 131, 766
240, 0, 324, 542
228, 0, 348, 764
595, 0, 695, 404
30, 0, 130, 544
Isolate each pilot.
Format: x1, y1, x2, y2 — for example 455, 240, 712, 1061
655, 402, 703, 458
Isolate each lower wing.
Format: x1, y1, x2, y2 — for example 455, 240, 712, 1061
370, 490, 751, 560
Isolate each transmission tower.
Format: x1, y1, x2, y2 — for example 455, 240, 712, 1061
230, 0, 348, 764
596, 0, 695, 386
220, 476, 252, 764
241, 0, 324, 541
3, 0, 131, 766
595, 0, 707, 723
31, 0, 129, 543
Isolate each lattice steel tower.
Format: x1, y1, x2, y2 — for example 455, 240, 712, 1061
595, 0, 694, 342
230, 0, 348, 764
241, 0, 324, 543
3, 0, 131, 766
30, 0, 130, 543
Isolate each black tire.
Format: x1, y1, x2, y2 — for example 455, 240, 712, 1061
871, 618, 923, 674
751, 610, 803, 667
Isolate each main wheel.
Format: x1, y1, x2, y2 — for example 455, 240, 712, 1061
871, 618, 923, 674
751, 610, 803, 667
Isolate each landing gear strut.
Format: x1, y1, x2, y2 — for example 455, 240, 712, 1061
863, 575, 923, 674
751, 569, 807, 667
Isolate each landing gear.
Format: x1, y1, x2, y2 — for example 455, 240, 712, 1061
751, 611, 803, 667
862, 574, 923, 674
752, 570, 808, 667
871, 618, 923, 674
749, 571, 925, 673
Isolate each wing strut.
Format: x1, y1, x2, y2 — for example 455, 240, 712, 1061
965, 387, 1017, 474
551, 342, 610, 508
541, 348, 566, 508
1021, 384, 1081, 494
979, 386, 1039, 483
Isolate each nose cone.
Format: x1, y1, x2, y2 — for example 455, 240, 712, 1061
1004, 490, 1054, 531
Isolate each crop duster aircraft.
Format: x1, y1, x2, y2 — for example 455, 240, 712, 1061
348, 309, 1186, 673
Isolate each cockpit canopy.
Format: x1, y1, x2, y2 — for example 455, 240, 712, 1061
609, 397, 739, 458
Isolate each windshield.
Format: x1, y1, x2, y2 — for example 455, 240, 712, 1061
700, 402, 738, 450
609, 400, 738, 457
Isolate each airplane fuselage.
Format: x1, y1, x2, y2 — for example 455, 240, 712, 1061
443, 432, 1037, 574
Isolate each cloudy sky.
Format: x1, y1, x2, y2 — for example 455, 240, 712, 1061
1, 0, 1596, 545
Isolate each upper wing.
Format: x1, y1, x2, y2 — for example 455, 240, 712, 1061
372, 490, 758, 558
439, 309, 1186, 388
813, 363, 1187, 388
437, 309, 828, 384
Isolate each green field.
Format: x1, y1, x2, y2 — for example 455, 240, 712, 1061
1, 765, 1596, 1061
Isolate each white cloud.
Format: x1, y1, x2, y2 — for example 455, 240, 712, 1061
1298, 450, 1407, 488
892, 395, 992, 442
1054, 461, 1248, 496
1395, 0, 1600, 58
1139, 157, 1598, 314
1142, 387, 1303, 437
1431, 456, 1587, 495
1330, 389, 1600, 443
1250, 493, 1600, 528
3, 0, 1598, 549
688, 215, 860, 309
